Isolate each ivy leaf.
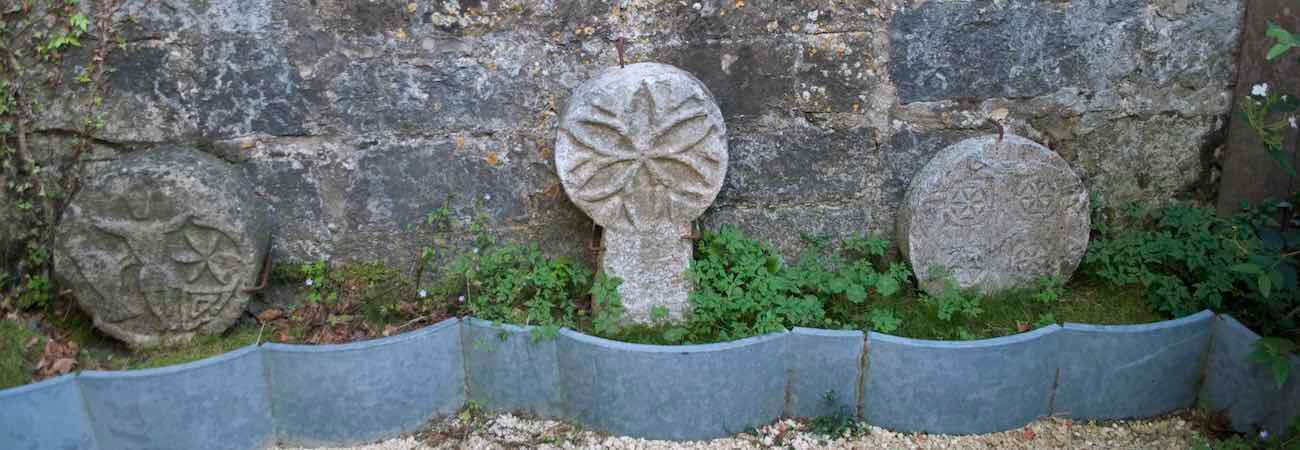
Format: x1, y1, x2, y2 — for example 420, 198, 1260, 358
1259, 273, 1272, 299
876, 275, 900, 297
1231, 263, 1262, 274
845, 283, 866, 304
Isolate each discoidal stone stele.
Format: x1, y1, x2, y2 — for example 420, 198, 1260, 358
898, 134, 1089, 296
555, 63, 728, 321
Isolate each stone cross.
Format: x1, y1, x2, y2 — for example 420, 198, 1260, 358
555, 63, 728, 321
898, 134, 1089, 295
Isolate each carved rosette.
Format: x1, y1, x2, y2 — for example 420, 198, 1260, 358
555, 63, 728, 321
898, 134, 1089, 296
556, 63, 727, 232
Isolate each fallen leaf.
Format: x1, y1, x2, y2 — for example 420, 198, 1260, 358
1016, 322, 1030, 332
51, 358, 76, 375
485, 152, 499, 166
384, 325, 400, 337
257, 309, 283, 322
1022, 427, 1037, 441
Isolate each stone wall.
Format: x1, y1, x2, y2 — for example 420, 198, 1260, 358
19, 0, 1243, 267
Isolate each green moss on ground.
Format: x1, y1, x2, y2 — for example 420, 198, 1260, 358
0, 320, 40, 390
119, 324, 262, 370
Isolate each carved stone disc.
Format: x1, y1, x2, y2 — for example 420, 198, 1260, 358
898, 134, 1089, 295
555, 63, 728, 322
555, 62, 728, 232
54, 147, 271, 348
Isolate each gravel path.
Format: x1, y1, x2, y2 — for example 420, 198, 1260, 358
274, 412, 1203, 449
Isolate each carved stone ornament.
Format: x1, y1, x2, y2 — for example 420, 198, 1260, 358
54, 147, 271, 348
897, 134, 1089, 296
555, 63, 728, 321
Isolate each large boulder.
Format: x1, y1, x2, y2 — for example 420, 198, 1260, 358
54, 147, 270, 348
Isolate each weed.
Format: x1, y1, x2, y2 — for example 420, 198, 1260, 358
808, 391, 863, 437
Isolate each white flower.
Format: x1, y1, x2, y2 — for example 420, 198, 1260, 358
1260, 430, 1270, 440
458, 295, 465, 303
304, 278, 314, 287
1290, 116, 1297, 129
1252, 83, 1269, 97
692, 2, 701, 10
418, 289, 428, 298
484, 194, 492, 201
472, 248, 479, 254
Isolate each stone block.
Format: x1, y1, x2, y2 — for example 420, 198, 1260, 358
864, 326, 1060, 434
557, 329, 787, 440
264, 318, 465, 446
785, 327, 864, 419
79, 345, 272, 450
0, 375, 98, 450
463, 318, 563, 418
1200, 314, 1300, 436
1055, 310, 1212, 419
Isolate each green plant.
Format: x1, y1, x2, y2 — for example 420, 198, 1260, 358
447, 221, 592, 340
1266, 21, 1298, 62
300, 259, 337, 304
1033, 312, 1057, 329
867, 307, 901, 333
685, 227, 910, 342
808, 390, 862, 437
16, 274, 49, 310
1034, 276, 1065, 303
590, 273, 624, 336
925, 278, 982, 322
1250, 337, 1298, 389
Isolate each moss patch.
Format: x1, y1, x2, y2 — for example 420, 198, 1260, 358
117, 324, 262, 370
0, 320, 40, 390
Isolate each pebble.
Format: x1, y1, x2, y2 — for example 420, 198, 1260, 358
274, 414, 1200, 450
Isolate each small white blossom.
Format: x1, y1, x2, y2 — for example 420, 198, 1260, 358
484, 194, 492, 201
1290, 116, 1297, 129
304, 278, 314, 287
472, 248, 479, 254
692, 2, 701, 10
418, 289, 428, 298
1252, 83, 1269, 97
458, 295, 465, 303
1260, 430, 1270, 440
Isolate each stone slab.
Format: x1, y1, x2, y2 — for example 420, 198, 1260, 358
898, 134, 1090, 295
1200, 314, 1300, 436
1055, 310, 1213, 420
864, 326, 1060, 434
79, 345, 272, 450
53, 147, 272, 348
462, 318, 563, 418
264, 318, 464, 446
785, 327, 865, 419
557, 329, 787, 440
0, 375, 98, 450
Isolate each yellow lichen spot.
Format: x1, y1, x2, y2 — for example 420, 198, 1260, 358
407, 2, 418, 13
486, 62, 496, 71
454, 134, 466, 150
395, 28, 408, 40
852, 103, 861, 113
733, 0, 745, 8
485, 152, 499, 166
583, 26, 595, 35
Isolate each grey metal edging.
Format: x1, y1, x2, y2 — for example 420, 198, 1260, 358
461, 317, 564, 418
1053, 310, 1214, 420
1199, 314, 1300, 437
785, 327, 864, 419
78, 345, 273, 450
0, 374, 98, 450
556, 327, 789, 440
863, 325, 1062, 435
262, 317, 464, 447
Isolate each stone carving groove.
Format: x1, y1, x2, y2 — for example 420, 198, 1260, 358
556, 63, 727, 321
54, 147, 270, 348
898, 134, 1089, 295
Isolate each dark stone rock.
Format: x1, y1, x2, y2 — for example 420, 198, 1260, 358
889, 0, 1142, 102
718, 123, 876, 207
